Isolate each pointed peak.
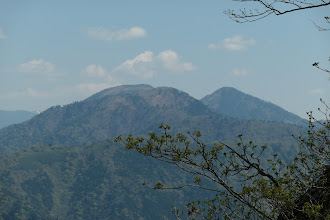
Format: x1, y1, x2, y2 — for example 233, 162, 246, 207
213, 87, 244, 94
201, 86, 305, 126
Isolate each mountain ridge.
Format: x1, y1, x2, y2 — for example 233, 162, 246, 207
0, 110, 36, 129
0, 85, 304, 153
201, 87, 305, 126
86, 84, 154, 101
0, 84, 309, 219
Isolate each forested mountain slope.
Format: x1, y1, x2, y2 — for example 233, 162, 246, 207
0, 85, 310, 219
0, 85, 304, 154
0, 142, 208, 219
201, 87, 306, 126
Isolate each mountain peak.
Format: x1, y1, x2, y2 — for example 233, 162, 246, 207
209, 87, 252, 97
86, 84, 153, 101
142, 86, 202, 108
201, 87, 305, 126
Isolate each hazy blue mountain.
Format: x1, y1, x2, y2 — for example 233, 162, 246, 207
0, 110, 36, 129
0, 85, 308, 219
0, 85, 303, 155
201, 87, 306, 126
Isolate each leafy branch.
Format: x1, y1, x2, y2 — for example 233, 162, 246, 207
116, 102, 329, 220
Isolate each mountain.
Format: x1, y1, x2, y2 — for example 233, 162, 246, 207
0, 142, 208, 219
201, 87, 305, 126
86, 84, 153, 101
0, 110, 36, 129
0, 84, 308, 219
0, 85, 304, 153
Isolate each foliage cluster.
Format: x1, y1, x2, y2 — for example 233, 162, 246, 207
0, 141, 213, 219
117, 102, 329, 219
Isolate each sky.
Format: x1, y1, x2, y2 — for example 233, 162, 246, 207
0, 0, 329, 119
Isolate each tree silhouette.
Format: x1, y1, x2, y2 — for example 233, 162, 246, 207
116, 102, 329, 219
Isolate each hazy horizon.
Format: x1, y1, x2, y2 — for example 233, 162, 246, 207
0, 1, 329, 119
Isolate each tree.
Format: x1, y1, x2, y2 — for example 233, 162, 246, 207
116, 101, 329, 219
224, 0, 330, 77
116, 1, 330, 219
224, 0, 330, 23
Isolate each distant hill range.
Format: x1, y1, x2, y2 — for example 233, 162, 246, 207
201, 87, 306, 126
0, 85, 304, 153
0, 84, 309, 219
0, 110, 36, 129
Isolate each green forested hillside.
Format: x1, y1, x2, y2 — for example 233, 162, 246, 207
0, 85, 305, 153
0, 142, 210, 219
0, 85, 308, 219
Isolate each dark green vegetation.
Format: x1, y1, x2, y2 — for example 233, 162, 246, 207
0, 110, 36, 130
118, 107, 329, 219
221, 1, 329, 218
201, 87, 305, 126
0, 85, 310, 219
0, 142, 210, 219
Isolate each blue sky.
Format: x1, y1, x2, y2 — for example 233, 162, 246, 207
0, 0, 329, 118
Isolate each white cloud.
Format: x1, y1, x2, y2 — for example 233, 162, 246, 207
88, 26, 147, 41
113, 50, 195, 78
0, 27, 6, 39
82, 64, 114, 82
18, 59, 55, 74
208, 35, 256, 51
83, 64, 106, 77
231, 68, 248, 77
156, 50, 195, 72
308, 88, 324, 95
113, 51, 154, 78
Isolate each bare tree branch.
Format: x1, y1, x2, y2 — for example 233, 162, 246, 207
225, 0, 330, 23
